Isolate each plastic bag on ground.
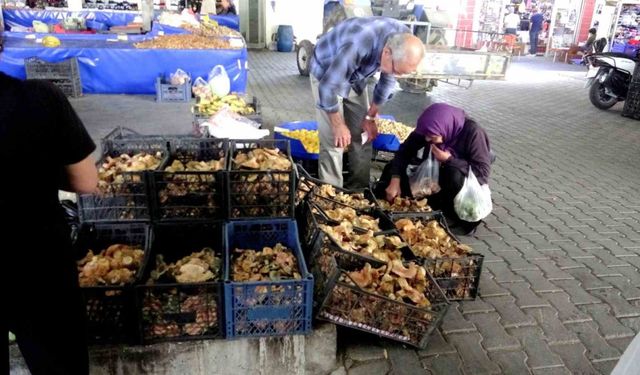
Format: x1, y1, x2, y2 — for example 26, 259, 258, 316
170, 68, 190, 85
409, 148, 440, 198
201, 107, 268, 139
453, 167, 492, 222
192, 77, 211, 98
611, 332, 640, 375
208, 65, 231, 97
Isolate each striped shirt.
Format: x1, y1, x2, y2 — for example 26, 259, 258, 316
310, 17, 410, 113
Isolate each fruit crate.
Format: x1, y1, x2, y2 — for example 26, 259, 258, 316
136, 222, 225, 344
100, 126, 205, 153
152, 138, 228, 221
156, 76, 192, 103
77, 138, 169, 223
192, 95, 262, 126
74, 222, 152, 344
227, 139, 296, 220
304, 168, 378, 212
224, 219, 313, 338
24, 57, 83, 98
390, 212, 484, 301
311, 249, 449, 349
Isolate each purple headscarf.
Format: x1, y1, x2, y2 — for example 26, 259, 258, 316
415, 103, 466, 154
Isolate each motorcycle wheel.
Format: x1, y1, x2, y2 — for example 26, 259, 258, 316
297, 40, 314, 77
589, 81, 619, 110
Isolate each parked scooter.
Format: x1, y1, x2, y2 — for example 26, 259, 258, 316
585, 39, 638, 110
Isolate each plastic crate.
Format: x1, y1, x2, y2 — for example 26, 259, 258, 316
224, 219, 313, 338
75, 222, 152, 344
390, 212, 484, 301
227, 139, 296, 219
100, 127, 205, 153
78, 139, 169, 223
152, 138, 228, 221
370, 189, 435, 216
156, 76, 192, 103
136, 222, 225, 344
274, 121, 319, 161
311, 250, 449, 349
25, 57, 83, 98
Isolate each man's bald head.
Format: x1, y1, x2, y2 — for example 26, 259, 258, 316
381, 33, 425, 75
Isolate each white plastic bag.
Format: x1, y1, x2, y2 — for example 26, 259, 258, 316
409, 149, 440, 198
208, 65, 230, 97
201, 107, 267, 139
611, 332, 640, 375
454, 167, 492, 222
169, 68, 190, 85
192, 77, 211, 98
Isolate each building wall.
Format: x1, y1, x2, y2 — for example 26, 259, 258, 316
456, 0, 477, 48
577, 0, 597, 42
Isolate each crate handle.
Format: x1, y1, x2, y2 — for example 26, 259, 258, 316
247, 306, 294, 320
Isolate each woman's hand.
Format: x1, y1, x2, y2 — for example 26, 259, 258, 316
385, 177, 401, 202
430, 144, 452, 162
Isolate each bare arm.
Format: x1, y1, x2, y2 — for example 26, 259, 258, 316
62, 155, 99, 194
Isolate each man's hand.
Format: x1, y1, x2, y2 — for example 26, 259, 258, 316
361, 118, 378, 142
385, 177, 401, 202
430, 144, 452, 163
332, 123, 352, 148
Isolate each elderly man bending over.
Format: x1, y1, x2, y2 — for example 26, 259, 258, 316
310, 16, 424, 188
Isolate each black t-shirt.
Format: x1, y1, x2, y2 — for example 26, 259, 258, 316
0, 72, 96, 222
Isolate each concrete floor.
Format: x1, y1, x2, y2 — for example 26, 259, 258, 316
68, 51, 640, 375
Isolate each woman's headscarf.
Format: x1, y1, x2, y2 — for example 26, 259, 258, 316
415, 103, 466, 154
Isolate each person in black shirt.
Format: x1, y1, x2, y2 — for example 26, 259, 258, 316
1, 72, 98, 375
375, 103, 492, 235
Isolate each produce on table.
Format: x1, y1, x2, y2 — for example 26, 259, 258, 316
184, 22, 242, 38
77, 244, 145, 286
230, 148, 292, 217
142, 249, 222, 339
231, 243, 302, 282
319, 222, 406, 262
149, 248, 222, 284
195, 94, 256, 116
379, 197, 432, 213
312, 184, 374, 210
134, 35, 237, 50
158, 158, 225, 218
375, 118, 413, 142
280, 129, 319, 154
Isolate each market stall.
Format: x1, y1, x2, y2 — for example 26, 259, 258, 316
0, 7, 248, 94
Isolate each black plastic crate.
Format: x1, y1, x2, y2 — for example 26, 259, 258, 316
152, 138, 228, 221
100, 127, 204, 153
227, 139, 296, 219
74, 222, 152, 344
306, 181, 378, 212
312, 251, 449, 349
25, 57, 83, 98
224, 219, 313, 338
25, 56, 79, 80
136, 222, 225, 344
78, 139, 169, 223
390, 212, 484, 301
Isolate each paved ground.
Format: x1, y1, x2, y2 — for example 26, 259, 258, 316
70, 51, 640, 375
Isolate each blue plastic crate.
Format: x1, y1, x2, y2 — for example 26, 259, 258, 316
224, 219, 313, 338
373, 114, 402, 152
274, 121, 319, 161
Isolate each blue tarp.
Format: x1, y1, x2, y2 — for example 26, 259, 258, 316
0, 36, 248, 94
3, 9, 240, 31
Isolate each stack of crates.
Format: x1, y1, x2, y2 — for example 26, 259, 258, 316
24, 57, 82, 97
